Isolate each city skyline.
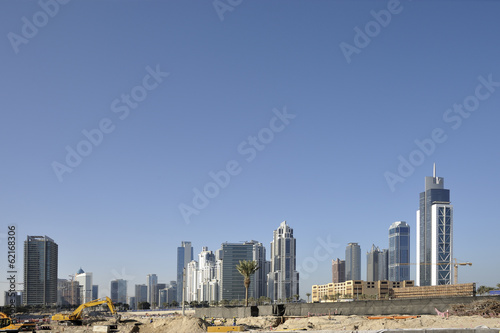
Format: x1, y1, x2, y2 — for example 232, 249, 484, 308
2, 1, 499, 303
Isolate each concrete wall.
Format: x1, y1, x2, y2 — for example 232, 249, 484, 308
195, 296, 500, 318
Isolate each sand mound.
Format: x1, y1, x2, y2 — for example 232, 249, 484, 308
274, 314, 500, 331
237, 315, 281, 330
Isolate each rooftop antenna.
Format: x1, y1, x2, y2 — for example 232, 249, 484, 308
433, 163, 436, 178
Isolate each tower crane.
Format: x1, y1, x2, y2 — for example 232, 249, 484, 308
401, 259, 472, 284
454, 258, 472, 284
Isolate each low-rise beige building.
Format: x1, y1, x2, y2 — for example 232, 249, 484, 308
312, 280, 414, 302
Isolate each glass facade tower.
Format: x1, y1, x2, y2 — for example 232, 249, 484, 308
176, 241, 193, 302
416, 164, 453, 286
345, 243, 361, 281
24, 236, 58, 305
388, 221, 410, 281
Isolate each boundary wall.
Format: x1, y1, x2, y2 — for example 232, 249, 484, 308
194, 296, 500, 318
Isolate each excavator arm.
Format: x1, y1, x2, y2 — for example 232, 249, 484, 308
52, 297, 119, 324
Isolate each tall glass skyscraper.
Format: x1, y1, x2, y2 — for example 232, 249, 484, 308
267, 221, 299, 301
24, 236, 58, 305
388, 221, 410, 281
176, 241, 193, 302
416, 164, 453, 286
219, 242, 255, 301
345, 243, 361, 280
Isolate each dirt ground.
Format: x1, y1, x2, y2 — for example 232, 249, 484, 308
45, 314, 500, 333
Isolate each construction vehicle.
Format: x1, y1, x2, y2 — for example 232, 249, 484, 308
0, 314, 37, 333
51, 297, 120, 325
0, 322, 36, 333
0, 313, 12, 329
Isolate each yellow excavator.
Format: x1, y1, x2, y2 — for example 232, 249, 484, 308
0, 312, 36, 333
51, 297, 120, 325
0, 313, 11, 329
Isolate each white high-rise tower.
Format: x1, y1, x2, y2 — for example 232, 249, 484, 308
416, 164, 453, 286
267, 221, 299, 301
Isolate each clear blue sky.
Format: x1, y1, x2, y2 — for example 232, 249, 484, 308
1, 0, 499, 303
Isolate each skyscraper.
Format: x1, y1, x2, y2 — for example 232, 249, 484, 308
177, 241, 193, 302
389, 221, 410, 282
24, 236, 58, 305
416, 164, 453, 286
378, 249, 389, 281
134, 284, 148, 308
92, 285, 98, 300
75, 268, 93, 303
219, 242, 254, 301
110, 279, 127, 304
247, 240, 268, 299
345, 242, 361, 281
146, 274, 158, 305
332, 258, 345, 284
267, 221, 299, 302
366, 245, 381, 282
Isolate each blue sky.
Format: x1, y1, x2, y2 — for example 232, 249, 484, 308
1, 0, 499, 303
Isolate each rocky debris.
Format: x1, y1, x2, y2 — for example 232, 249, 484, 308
451, 299, 500, 317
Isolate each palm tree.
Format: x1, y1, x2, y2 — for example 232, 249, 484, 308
306, 293, 311, 303
236, 260, 259, 307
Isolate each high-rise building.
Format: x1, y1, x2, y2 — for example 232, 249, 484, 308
247, 240, 269, 299
57, 278, 80, 306
177, 241, 193, 302
366, 246, 388, 282
416, 164, 453, 286
162, 281, 177, 306
75, 268, 93, 303
378, 249, 389, 281
129, 297, 136, 310
267, 221, 299, 302
389, 221, 410, 282
367, 245, 380, 282
332, 259, 345, 284
345, 243, 361, 281
154, 283, 166, 308
24, 236, 58, 305
110, 279, 127, 304
219, 242, 254, 301
134, 284, 147, 308
4, 291, 22, 309
197, 247, 218, 302
146, 274, 158, 305
92, 285, 98, 300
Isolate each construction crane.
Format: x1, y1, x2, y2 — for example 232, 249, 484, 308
454, 258, 472, 284
401, 258, 472, 284
51, 297, 120, 325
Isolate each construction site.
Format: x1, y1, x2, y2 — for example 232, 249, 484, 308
0, 294, 499, 333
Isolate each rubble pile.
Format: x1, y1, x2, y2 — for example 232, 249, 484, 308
451, 299, 500, 317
